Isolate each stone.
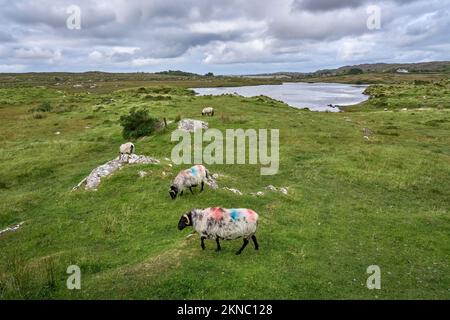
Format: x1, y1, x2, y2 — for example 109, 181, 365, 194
138, 171, 148, 178
0, 221, 25, 237
178, 119, 208, 132
279, 187, 288, 195
73, 154, 159, 191
223, 187, 242, 195
265, 185, 277, 191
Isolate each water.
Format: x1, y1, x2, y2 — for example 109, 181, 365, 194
192, 82, 369, 112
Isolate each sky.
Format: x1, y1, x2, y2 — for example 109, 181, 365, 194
0, 0, 449, 74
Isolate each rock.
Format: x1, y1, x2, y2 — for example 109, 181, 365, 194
126, 154, 160, 165
279, 187, 288, 195
55, 131, 61, 135
223, 187, 242, 195
401, 108, 408, 111
164, 157, 171, 162
167, 163, 173, 168
205, 173, 219, 189
256, 191, 264, 197
212, 173, 219, 180
138, 171, 148, 178
384, 108, 388, 111
178, 119, 208, 132
73, 154, 159, 191
0, 221, 25, 237
265, 185, 277, 191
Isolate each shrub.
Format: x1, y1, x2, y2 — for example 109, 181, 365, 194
35, 102, 52, 112
119, 108, 160, 139
347, 68, 363, 75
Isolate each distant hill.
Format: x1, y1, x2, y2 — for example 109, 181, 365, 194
244, 61, 450, 79
154, 70, 200, 77
320, 61, 450, 74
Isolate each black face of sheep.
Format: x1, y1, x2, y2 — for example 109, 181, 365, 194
169, 185, 178, 200
178, 212, 192, 230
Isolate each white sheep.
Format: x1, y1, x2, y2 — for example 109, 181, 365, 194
169, 164, 210, 199
201, 107, 214, 116
178, 207, 259, 255
119, 142, 135, 161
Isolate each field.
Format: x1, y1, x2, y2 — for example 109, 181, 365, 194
0, 73, 449, 299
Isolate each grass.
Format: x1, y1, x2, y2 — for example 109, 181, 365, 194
0, 74, 449, 299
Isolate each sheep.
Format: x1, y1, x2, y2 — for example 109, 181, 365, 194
178, 207, 259, 255
169, 164, 210, 199
119, 142, 135, 161
202, 107, 214, 116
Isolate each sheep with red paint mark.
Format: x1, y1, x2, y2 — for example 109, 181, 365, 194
178, 207, 259, 255
169, 164, 211, 199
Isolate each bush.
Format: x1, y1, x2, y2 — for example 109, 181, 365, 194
119, 108, 160, 139
347, 68, 363, 75
35, 102, 52, 112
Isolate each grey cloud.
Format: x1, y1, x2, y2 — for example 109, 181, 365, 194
0, 0, 448, 73
292, 0, 422, 12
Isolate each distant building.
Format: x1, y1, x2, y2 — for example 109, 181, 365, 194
396, 68, 409, 73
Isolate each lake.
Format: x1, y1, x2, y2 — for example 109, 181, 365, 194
192, 82, 369, 112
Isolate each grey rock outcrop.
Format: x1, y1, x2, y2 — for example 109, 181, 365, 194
73, 154, 159, 191
178, 119, 208, 132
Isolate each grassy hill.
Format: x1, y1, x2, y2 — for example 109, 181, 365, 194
0, 75, 449, 299
244, 61, 450, 82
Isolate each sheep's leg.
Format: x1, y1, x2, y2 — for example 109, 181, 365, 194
189, 186, 194, 194
200, 181, 204, 192
236, 239, 249, 255
251, 235, 259, 250
201, 236, 206, 250
215, 237, 221, 252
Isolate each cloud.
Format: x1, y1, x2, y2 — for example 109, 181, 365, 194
14, 47, 62, 62
292, 0, 422, 12
0, 0, 448, 73
0, 64, 27, 72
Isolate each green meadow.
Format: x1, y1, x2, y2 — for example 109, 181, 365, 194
0, 74, 449, 299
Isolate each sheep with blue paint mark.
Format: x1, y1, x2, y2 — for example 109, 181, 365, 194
169, 164, 210, 199
178, 207, 259, 255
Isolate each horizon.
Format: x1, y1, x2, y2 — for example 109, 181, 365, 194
1, 59, 449, 76
1, 0, 449, 74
